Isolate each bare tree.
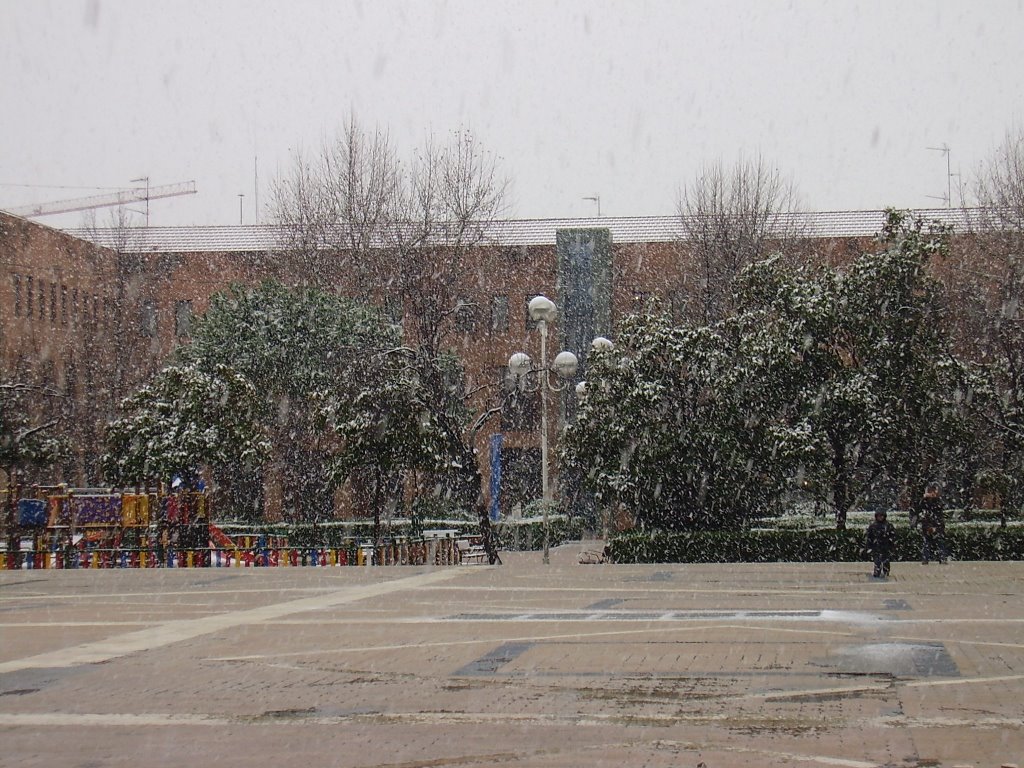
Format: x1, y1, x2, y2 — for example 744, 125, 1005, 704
959, 131, 1024, 387
676, 155, 802, 325
272, 115, 401, 288
270, 118, 510, 558
389, 128, 510, 352
79, 206, 153, 480
975, 129, 1024, 233
271, 118, 509, 355
959, 131, 1024, 329
949, 129, 1024, 516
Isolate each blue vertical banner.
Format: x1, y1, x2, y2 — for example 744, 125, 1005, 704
489, 433, 503, 521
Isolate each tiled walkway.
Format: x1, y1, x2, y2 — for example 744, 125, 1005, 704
1, 548, 1021, 767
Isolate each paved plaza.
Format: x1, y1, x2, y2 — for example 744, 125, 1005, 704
1, 545, 1022, 768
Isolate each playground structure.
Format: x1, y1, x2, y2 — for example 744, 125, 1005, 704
1, 484, 482, 569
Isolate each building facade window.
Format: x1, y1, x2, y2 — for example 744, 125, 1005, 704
504, 244, 529, 265
50, 283, 57, 322
38, 280, 46, 320
175, 299, 193, 337
454, 296, 477, 334
500, 366, 540, 430
140, 299, 157, 337
499, 447, 542, 513
525, 293, 541, 330
490, 294, 509, 333
26, 276, 33, 317
13, 274, 21, 317
61, 285, 68, 325
502, 390, 541, 431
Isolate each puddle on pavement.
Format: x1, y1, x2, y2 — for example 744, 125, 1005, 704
824, 642, 959, 677
454, 642, 534, 676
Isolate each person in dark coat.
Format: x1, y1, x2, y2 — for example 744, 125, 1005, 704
919, 482, 948, 564
865, 509, 896, 578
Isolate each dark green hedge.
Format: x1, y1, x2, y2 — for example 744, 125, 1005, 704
608, 526, 1024, 563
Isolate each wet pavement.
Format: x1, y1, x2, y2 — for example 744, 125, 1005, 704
1, 544, 1022, 767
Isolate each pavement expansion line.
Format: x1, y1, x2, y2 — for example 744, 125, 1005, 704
0, 586, 341, 602
652, 740, 879, 768
209, 621, 863, 661
0, 568, 467, 674
0, 710, 927, 768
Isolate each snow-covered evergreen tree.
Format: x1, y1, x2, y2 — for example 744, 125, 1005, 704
104, 281, 412, 520
732, 210, 966, 528
561, 308, 803, 530
564, 210, 969, 532
102, 362, 268, 489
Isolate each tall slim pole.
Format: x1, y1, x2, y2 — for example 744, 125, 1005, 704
946, 150, 952, 208
927, 144, 952, 207
539, 319, 550, 564
514, 295, 576, 566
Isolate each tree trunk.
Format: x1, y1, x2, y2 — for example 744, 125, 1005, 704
831, 441, 850, 531
456, 449, 501, 565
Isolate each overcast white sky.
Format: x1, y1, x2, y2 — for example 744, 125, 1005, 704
2, 0, 1024, 228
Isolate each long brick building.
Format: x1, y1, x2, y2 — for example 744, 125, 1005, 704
0, 207, 974, 519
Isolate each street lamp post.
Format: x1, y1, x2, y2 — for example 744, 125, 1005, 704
509, 295, 578, 564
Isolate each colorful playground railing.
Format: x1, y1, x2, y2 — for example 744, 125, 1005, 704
0, 536, 469, 569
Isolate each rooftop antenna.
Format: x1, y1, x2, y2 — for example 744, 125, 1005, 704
583, 195, 601, 217
951, 167, 964, 207
926, 144, 952, 207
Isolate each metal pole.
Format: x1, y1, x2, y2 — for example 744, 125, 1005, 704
946, 150, 952, 208
539, 319, 550, 564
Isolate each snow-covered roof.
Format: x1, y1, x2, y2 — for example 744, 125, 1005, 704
63, 208, 979, 254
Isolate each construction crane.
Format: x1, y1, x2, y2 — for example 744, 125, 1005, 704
2, 180, 197, 223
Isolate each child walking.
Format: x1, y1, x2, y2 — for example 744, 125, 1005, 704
865, 509, 896, 578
